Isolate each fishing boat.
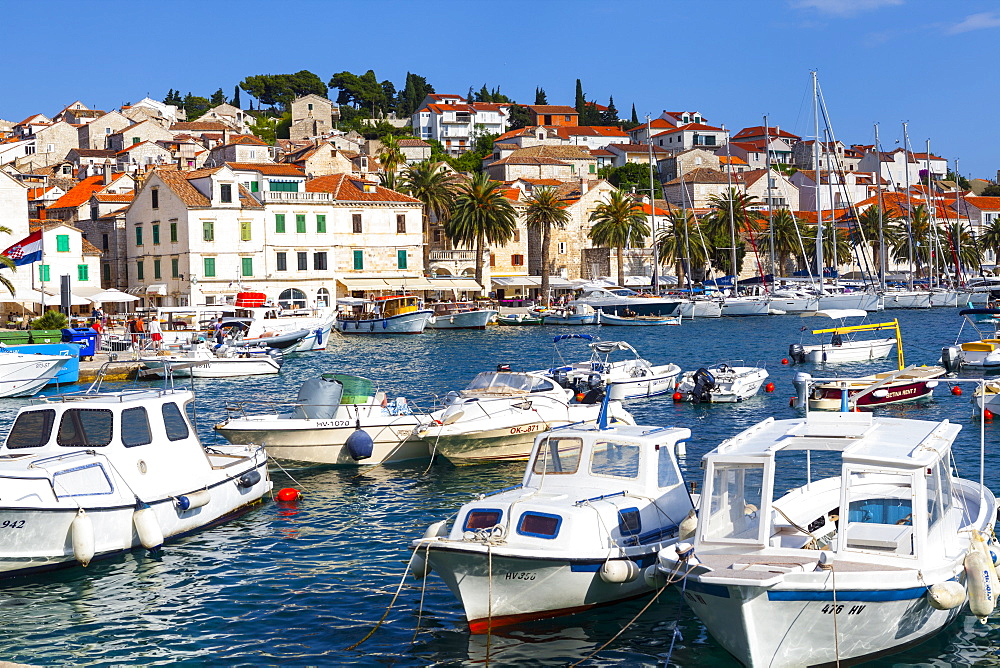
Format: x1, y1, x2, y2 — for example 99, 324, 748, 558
941, 309, 1000, 372
676, 363, 769, 403
410, 401, 695, 632
416, 369, 634, 464
140, 343, 283, 378
0, 349, 73, 397
570, 285, 681, 317
540, 303, 599, 325
0, 364, 271, 577
334, 295, 434, 334
536, 335, 681, 401
656, 409, 997, 668
599, 312, 681, 326
497, 313, 543, 326
787, 310, 899, 364
214, 374, 429, 466
426, 302, 498, 330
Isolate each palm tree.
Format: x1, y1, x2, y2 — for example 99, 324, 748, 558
940, 221, 982, 279
525, 187, 570, 306
701, 189, 762, 277
589, 190, 650, 287
980, 217, 1000, 259
378, 135, 406, 175
852, 205, 900, 279
400, 161, 455, 272
805, 225, 852, 269
889, 204, 935, 277
656, 209, 708, 285
768, 209, 808, 275
446, 173, 517, 289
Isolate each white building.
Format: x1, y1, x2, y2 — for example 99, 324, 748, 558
411, 94, 509, 155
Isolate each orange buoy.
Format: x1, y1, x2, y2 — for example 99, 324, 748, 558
672, 392, 683, 402
952, 386, 963, 396
276, 488, 301, 502
789, 397, 796, 407
986, 409, 994, 422
765, 382, 775, 393
575, 392, 586, 402
781, 358, 789, 365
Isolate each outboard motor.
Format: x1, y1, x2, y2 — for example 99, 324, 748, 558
690, 368, 715, 404
941, 346, 962, 373
788, 343, 806, 365
580, 385, 605, 404
293, 376, 343, 419
497, 363, 512, 372
587, 373, 602, 389
791, 371, 813, 409
267, 348, 284, 368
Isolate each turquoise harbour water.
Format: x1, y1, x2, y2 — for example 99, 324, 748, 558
3, 308, 1000, 667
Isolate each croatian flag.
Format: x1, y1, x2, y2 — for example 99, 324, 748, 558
1, 230, 42, 267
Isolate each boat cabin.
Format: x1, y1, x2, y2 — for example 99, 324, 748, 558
337, 295, 421, 320
457, 371, 561, 398
696, 412, 974, 563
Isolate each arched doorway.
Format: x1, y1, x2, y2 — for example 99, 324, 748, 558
278, 288, 307, 309
316, 287, 331, 307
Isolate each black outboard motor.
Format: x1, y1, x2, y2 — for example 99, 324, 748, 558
690, 368, 716, 404
580, 385, 605, 404
497, 363, 512, 372
788, 343, 806, 365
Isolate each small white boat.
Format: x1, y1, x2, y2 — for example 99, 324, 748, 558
334, 295, 434, 334
141, 343, 283, 378
411, 407, 695, 632
570, 285, 681, 317
599, 312, 680, 326
718, 295, 770, 317
427, 302, 498, 330
676, 362, 769, 403
417, 369, 634, 464
657, 410, 997, 668
816, 289, 881, 311
214, 374, 429, 465
540, 304, 599, 325
974, 380, 1000, 411
676, 297, 723, 318
537, 335, 681, 401
0, 367, 271, 577
0, 350, 72, 397
941, 308, 1000, 372
496, 313, 543, 326
788, 310, 899, 364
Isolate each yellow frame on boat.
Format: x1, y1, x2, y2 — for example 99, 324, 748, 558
810, 319, 904, 370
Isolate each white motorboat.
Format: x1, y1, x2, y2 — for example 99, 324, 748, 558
676, 363, 769, 403
427, 302, 498, 330
0, 350, 72, 397
540, 303, 599, 325
570, 285, 681, 317
941, 309, 1000, 372
676, 297, 723, 318
141, 343, 283, 378
417, 369, 634, 464
214, 374, 430, 466
792, 365, 946, 411
656, 410, 997, 668
335, 295, 433, 334
974, 380, 1000, 411
787, 310, 899, 364
719, 296, 770, 317
411, 410, 695, 632
536, 335, 681, 401
881, 288, 932, 309
0, 371, 271, 577
599, 312, 681, 326
769, 288, 820, 314
816, 289, 881, 311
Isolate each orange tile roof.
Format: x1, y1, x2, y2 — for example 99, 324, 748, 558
115, 141, 149, 154
961, 197, 1000, 211
305, 174, 420, 203
732, 125, 800, 140
94, 193, 134, 203
48, 175, 106, 210
528, 105, 579, 115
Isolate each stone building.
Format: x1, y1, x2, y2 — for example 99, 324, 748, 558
289, 94, 339, 141
77, 111, 132, 150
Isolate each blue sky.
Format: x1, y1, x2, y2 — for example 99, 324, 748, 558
5, 0, 998, 178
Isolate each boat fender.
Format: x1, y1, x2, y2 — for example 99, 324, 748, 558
927, 581, 966, 610
410, 552, 431, 579
175, 489, 211, 511
679, 509, 698, 540
965, 539, 996, 622
441, 409, 465, 425
423, 520, 449, 539
71, 508, 95, 567
600, 560, 640, 584
643, 564, 667, 589
133, 503, 164, 550
314, 328, 323, 345
345, 428, 374, 461
238, 469, 262, 488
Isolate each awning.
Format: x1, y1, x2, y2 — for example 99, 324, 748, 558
126, 286, 146, 295
491, 276, 574, 288
337, 276, 435, 291
425, 278, 483, 291
1, 289, 91, 306
146, 284, 167, 295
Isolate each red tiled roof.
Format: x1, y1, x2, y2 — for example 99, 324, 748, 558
170, 122, 229, 132
732, 125, 800, 140
606, 143, 669, 154
305, 174, 420, 203
94, 193, 134, 203
223, 134, 267, 147
48, 175, 106, 210
115, 141, 149, 154
527, 105, 579, 115
553, 126, 628, 139
397, 139, 431, 147
961, 197, 1000, 211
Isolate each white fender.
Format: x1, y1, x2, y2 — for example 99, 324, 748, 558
965, 548, 996, 622
600, 560, 640, 584
409, 552, 431, 579
643, 564, 667, 589
679, 510, 698, 540
133, 506, 164, 549
423, 520, 449, 539
71, 508, 95, 567
176, 489, 211, 511
927, 581, 966, 610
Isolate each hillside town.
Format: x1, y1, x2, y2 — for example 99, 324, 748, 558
1, 84, 998, 312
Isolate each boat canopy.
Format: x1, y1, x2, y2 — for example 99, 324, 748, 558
959, 309, 1000, 316
552, 334, 594, 343
462, 372, 556, 395
802, 309, 867, 319
590, 341, 636, 354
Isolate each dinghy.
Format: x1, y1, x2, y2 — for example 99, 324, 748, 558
497, 313, 543, 326
676, 363, 769, 403
599, 312, 680, 326
788, 310, 899, 364
941, 309, 1000, 372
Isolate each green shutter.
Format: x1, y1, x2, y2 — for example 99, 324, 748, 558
397, 249, 407, 269
296, 214, 306, 233
169, 222, 177, 242
203, 257, 216, 277
152, 224, 160, 245
77, 264, 88, 281
56, 234, 70, 252
154, 259, 161, 279
240, 220, 252, 241
241, 257, 253, 277
316, 214, 326, 233
203, 222, 214, 241
171, 258, 179, 278
39, 264, 50, 282
250, 181, 259, 192
135, 227, 143, 246
275, 214, 285, 233
136, 261, 144, 280
353, 250, 363, 271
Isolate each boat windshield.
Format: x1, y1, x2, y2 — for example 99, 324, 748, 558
322, 373, 374, 404
703, 462, 766, 543
532, 436, 583, 474
462, 372, 556, 395
843, 469, 915, 556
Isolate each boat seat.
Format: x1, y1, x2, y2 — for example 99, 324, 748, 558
962, 342, 995, 352
982, 338, 1000, 344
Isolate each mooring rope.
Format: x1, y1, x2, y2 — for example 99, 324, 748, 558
345, 548, 421, 651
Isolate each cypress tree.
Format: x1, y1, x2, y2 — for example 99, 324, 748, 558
574, 79, 585, 113
631, 103, 639, 124
232, 85, 241, 109
534, 87, 547, 105
402, 73, 417, 116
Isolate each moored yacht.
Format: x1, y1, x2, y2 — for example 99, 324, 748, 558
570, 285, 681, 317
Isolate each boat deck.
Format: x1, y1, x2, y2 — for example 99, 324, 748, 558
696, 552, 911, 577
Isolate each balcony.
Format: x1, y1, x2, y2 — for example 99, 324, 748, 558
256, 191, 332, 203
430, 250, 478, 261
443, 114, 472, 124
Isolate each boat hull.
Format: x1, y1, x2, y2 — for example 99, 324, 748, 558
882, 292, 932, 309
0, 355, 70, 398
801, 338, 897, 364
607, 371, 680, 400
577, 301, 682, 317
677, 300, 723, 318
542, 314, 598, 325
818, 293, 881, 311
719, 299, 770, 317
141, 356, 280, 378
427, 309, 497, 330
808, 379, 938, 410
600, 313, 680, 326
335, 310, 433, 334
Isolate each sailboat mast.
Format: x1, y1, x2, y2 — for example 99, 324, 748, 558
764, 114, 775, 285
902, 121, 914, 290
812, 71, 823, 286
874, 124, 885, 291
680, 170, 694, 293
724, 125, 739, 293
646, 114, 659, 292
926, 138, 937, 289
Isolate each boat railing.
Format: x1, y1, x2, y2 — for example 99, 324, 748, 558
222, 397, 428, 420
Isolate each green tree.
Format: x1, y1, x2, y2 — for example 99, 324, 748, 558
574, 79, 585, 114
247, 113, 278, 144
589, 190, 650, 286
274, 112, 292, 140
601, 96, 619, 125
889, 204, 937, 276
163, 89, 183, 106
704, 189, 763, 275
396, 72, 434, 117
941, 221, 981, 276
240, 71, 325, 108
580, 102, 602, 126
981, 184, 1000, 197
851, 205, 899, 277
535, 87, 548, 105
980, 217, 1000, 262
525, 187, 570, 305
946, 169, 971, 190
31, 310, 68, 330
381, 79, 397, 114
447, 173, 517, 288
210, 88, 227, 106
805, 225, 852, 269
630, 104, 638, 125
378, 134, 406, 175
600, 163, 662, 199
0, 224, 16, 297
768, 209, 809, 274
401, 161, 456, 271
183, 93, 211, 121
507, 104, 531, 130
231, 85, 241, 108
657, 209, 709, 285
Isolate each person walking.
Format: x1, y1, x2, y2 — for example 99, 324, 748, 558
134, 316, 146, 349
148, 317, 163, 351
126, 316, 138, 347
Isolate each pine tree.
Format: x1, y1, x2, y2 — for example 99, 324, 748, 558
601, 96, 619, 125
467, 86, 475, 103
478, 84, 490, 102
535, 87, 547, 105
232, 85, 241, 109
631, 103, 639, 124
210, 88, 227, 106
575, 79, 585, 113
